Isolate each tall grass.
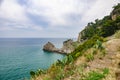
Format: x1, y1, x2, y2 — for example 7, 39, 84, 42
114, 30, 120, 38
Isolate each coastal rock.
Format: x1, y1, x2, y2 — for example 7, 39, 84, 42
43, 42, 56, 52
61, 39, 75, 54
111, 5, 120, 20
77, 31, 86, 43
43, 39, 77, 54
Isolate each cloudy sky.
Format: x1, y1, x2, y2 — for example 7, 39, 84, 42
0, 0, 119, 38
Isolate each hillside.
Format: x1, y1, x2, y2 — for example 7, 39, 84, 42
78, 3, 120, 42
29, 3, 120, 80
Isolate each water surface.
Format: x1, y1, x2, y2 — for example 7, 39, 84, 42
0, 38, 68, 80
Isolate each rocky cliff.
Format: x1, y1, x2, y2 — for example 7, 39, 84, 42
43, 39, 77, 54
111, 3, 120, 20
61, 39, 75, 53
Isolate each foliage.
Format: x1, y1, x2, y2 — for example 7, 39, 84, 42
82, 68, 109, 80
115, 30, 120, 38
46, 63, 76, 80
83, 71, 105, 80
85, 53, 94, 62
79, 4, 120, 40
101, 20, 117, 37
113, 3, 120, 10
36, 69, 46, 76
103, 68, 109, 75
71, 35, 104, 59
55, 55, 74, 67
30, 71, 36, 77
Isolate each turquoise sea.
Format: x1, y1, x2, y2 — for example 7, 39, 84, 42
0, 38, 70, 80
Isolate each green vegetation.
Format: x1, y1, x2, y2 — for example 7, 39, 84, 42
85, 53, 94, 62
80, 3, 120, 40
29, 3, 120, 80
30, 69, 46, 79
81, 68, 109, 80
113, 3, 120, 9
114, 30, 120, 38
30, 71, 35, 78
71, 35, 104, 59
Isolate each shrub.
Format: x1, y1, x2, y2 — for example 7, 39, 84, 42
103, 68, 109, 75
82, 68, 109, 80
85, 53, 94, 62
71, 35, 104, 59
30, 71, 36, 77
113, 3, 120, 10
36, 69, 46, 76
114, 30, 120, 38
83, 71, 105, 80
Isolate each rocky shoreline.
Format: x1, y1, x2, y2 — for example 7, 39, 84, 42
43, 39, 78, 54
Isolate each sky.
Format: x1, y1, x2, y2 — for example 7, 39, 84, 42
0, 0, 120, 38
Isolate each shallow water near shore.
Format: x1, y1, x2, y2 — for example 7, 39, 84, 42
0, 38, 70, 80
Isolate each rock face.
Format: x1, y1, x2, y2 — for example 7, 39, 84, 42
43, 39, 77, 54
77, 31, 84, 43
111, 9, 120, 20
43, 42, 56, 52
61, 39, 75, 53
111, 4, 120, 20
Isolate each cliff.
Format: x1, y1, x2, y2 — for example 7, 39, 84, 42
111, 3, 120, 20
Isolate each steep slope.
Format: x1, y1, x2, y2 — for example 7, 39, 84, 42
77, 3, 120, 42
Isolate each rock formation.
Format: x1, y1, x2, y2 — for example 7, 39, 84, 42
61, 39, 75, 53
111, 5, 120, 20
43, 39, 77, 54
77, 31, 85, 43
43, 42, 57, 52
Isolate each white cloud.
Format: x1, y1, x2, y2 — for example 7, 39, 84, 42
27, 0, 85, 26
0, 0, 28, 22
0, 0, 119, 37
0, 0, 43, 31
81, 0, 120, 23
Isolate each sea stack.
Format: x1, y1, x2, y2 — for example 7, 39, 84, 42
43, 42, 56, 52
43, 39, 78, 54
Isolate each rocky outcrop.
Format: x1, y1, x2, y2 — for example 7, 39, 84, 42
43, 39, 77, 54
111, 4, 120, 20
61, 39, 75, 53
77, 31, 85, 43
43, 42, 57, 52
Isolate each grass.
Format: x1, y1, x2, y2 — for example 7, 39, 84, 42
85, 53, 94, 62
114, 30, 120, 38
81, 68, 109, 80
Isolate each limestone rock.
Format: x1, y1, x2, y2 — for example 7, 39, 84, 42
77, 31, 85, 43
111, 6, 120, 20
62, 39, 75, 54
43, 42, 56, 52
43, 39, 77, 54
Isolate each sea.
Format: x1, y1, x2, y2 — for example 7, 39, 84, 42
0, 38, 72, 80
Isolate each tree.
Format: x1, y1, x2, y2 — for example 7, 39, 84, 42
102, 20, 117, 37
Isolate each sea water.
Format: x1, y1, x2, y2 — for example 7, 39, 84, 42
0, 38, 69, 80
